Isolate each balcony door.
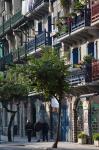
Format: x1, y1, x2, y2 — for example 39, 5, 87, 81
72, 48, 78, 65
48, 15, 52, 45
38, 22, 42, 34
87, 42, 94, 57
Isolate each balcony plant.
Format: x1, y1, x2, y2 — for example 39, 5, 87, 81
56, 19, 69, 36
83, 54, 93, 64
73, 0, 86, 10
78, 132, 87, 144
60, 0, 70, 8
93, 133, 99, 147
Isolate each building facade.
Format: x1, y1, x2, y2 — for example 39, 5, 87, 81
0, 0, 99, 143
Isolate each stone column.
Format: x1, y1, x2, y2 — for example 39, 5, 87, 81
12, 0, 21, 14
5, 1, 11, 20
83, 99, 90, 136
19, 102, 23, 136
13, 31, 21, 49
6, 33, 16, 52
27, 98, 32, 121
35, 99, 41, 122
67, 97, 73, 142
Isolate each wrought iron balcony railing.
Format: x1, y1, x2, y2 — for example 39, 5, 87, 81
57, 8, 91, 39
71, 9, 91, 32
27, 0, 49, 19
27, 30, 49, 54
12, 30, 50, 61
0, 10, 24, 36
66, 67, 86, 86
91, 1, 99, 23
85, 60, 99, 82
32, 0, 49, 10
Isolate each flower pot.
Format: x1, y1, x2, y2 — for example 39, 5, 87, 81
78, 138, 86, 144
94, 140, 99, 147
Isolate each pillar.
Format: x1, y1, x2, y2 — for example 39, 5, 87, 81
12, 0, 21, 14
6, 32, 16, 52
83, 99, 90, 136
27, 98, 32, 121
13, 31, 22, 49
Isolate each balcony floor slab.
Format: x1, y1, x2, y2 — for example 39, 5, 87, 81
57, 27, 98, 46
26, 3, 49, 20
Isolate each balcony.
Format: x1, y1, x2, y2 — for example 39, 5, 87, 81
27, 30, 49, 54
0, 53, 13, 71
91, 1, 99, 25
26, 0, 49, 19
13, 30, 50, 61
57, 9, 92, 46
0, 11, 24, 37
66, 60, 99, 87
85, 60, 99, 82
67, 67, 86, 86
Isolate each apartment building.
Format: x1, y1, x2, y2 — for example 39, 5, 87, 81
0, 0, 99, 143
0, 0, 51, 138
51, 0, 99, 142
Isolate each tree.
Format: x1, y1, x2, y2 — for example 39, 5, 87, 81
0, 65, 29, 142
26, 47, 70, 148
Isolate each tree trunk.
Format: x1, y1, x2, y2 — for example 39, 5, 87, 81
52, 101, 61, 148
8, 112, 16, 142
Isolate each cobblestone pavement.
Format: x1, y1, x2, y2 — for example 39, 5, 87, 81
0, 142, 99, 150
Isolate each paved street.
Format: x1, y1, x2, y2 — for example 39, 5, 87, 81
0, 142, 99, 150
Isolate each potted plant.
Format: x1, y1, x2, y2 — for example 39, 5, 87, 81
83, 54, 93, 64
78, 132, 87, 144
93, 133, 99, 147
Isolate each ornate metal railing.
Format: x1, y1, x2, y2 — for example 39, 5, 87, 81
12, 30, 50, 61
0, 10, 24, 36
57, 8, 91, 38
91, 2, 99, 23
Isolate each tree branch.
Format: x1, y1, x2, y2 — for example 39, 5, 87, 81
2, 103, 17, 113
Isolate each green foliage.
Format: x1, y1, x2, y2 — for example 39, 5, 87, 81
78, 132, 87, 139
0, 65, 29, 102
60, 0, 70, 8
83, 54, 93, 64
0, 81, 27, 101
28, 47, 70, 101
93, 133, 99, 141
74, 0, 85, 10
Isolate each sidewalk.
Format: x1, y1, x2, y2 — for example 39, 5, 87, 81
0, 136, 99, 150
0, 135, 37, 143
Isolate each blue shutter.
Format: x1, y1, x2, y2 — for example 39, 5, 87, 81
38, 22, 42, 34
88, 42, 94, 57
48, 15, 52, 45
61, 105, 69, 141
73, 48, 78, 64
0, 44, 3, 58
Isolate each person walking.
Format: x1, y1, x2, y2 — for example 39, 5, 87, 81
42, 122, 49, 141
25, 120, 33, 142
34, 121, 42, 142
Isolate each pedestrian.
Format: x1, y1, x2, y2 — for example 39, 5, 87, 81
25, 120, 33, 142
42, 122, 49, 141
34, 121, 42, 142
